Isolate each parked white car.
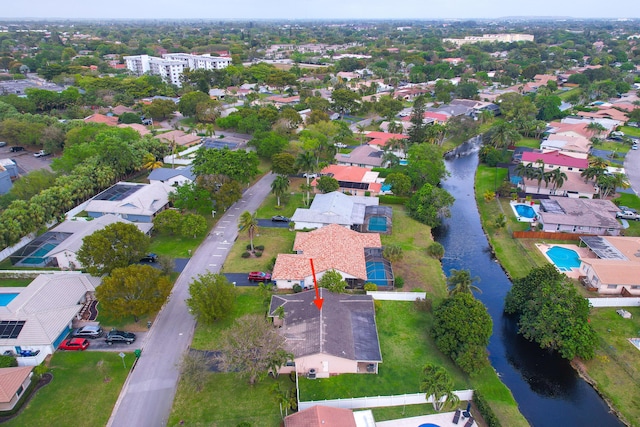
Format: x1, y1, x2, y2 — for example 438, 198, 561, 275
34, 150, 50, 158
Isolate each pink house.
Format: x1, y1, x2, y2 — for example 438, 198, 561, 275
269, 289, 382, 377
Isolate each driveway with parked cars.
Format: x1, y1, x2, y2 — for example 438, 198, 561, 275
0, 146, 53, 174
85, 331, 148, 352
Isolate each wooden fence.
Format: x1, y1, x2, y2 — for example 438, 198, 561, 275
512, 231, 582, 240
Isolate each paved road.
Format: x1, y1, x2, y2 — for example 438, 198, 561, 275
107, 172, 277, 427
624, 147, 640, 196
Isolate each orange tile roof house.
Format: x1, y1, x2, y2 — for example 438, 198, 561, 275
579, 236, 640, 296
284, 404, 357, 426
271, 224, 393, 290
316, 165, 382, 196
0, 366, 34, 411
154, 130, 202, 147
83, 113, 119, 126
269, 289, 382, 377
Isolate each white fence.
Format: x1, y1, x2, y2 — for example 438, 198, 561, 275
588, 298, 640, 307
367, 291, 427, 301
298, 390, 474, 411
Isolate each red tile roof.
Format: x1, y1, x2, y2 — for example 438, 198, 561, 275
272, 224, 381, 281
521, 150, 588, 169
83, 113, 118, 126
284, 405, 356, 427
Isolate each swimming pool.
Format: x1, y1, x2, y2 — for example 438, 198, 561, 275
368, 216, 387, 232
0, 293, 18, 306
546, 246, 581, 272
510, 202, 538, 222
366, 261, 388, 287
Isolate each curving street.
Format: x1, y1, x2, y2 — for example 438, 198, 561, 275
107, 172, 276, 427
624, 145, 640, 196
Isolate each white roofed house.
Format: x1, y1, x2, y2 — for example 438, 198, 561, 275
0, 274, 100, 366
84, 181, 174, 223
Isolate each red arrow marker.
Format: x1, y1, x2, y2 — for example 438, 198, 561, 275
309, 258, 323, 310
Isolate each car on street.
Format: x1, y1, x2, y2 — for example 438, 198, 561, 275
619, 206, 638, 213
0, 141, 6, 147
271, 215, 290, 222
9, 146, 24, 152
59, 338, 90, 351
248, 271, 271, 282
105, 330, 136, 345
140, 253, 158, 262
34, 150, 50, 157
616, 210, 640, 221
71, 325, 104, 339
303, 173, 317, 179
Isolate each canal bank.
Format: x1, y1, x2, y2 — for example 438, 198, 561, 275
435, 139, 624, 427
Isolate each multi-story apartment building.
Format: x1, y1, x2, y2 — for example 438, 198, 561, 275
124, 53, 232, 87
442, 33, 534, 46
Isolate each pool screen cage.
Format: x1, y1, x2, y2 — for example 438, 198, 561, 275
364, 247, 395, 288
9, 231, 71, 266
363, 206, 393, 234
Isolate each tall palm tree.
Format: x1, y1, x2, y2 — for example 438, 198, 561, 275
533, 160, 546, 193
238, 211, 259, 252
270, 175, 290, 207
581, 166, 606, 183
489, 121, 521, 149
295, 151, 318, 205
447, 269, 482, 296
420, 363, 460, 412
547, 167, 568, 192
356, 123, 367, 145
586, 122, 607, 139
387, 120, 403, 135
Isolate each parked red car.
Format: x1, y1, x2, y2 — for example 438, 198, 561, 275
248, 271, 271, 282
59, 338, 90, 351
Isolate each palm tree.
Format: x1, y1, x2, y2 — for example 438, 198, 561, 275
586, 122, 607, 139
387, 120, 403, 135
533, 159, 546, 193
420, 363, 460, 412
270, 175, 290, 207
547, 167, 568, 192
238, 211, 259, 252
489, 121, 521, 149
142, 153, 163, 170
581, 166, 606, 183
447, 269, 482, 296
588, 156, 609, 169
295, 151, 318, 206
356, 123, 367, 145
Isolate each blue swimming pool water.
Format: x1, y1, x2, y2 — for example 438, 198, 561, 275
368, 216, 387, 232
546, 246, 581, 271
514, 204, 536, 219
0, 293, 18, 306
399, 159, 408, 166
381, 184, 391, 192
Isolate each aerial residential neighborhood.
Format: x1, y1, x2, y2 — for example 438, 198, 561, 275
0, 10, 639, 427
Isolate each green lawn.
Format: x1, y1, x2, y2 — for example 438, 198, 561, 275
222, 227, 296, 273
613, 193, 640, 237
581, 307, 640, 427
515, 137, 541, 149
619, 126, 640, 138
0, 278, 31, 287
594, 140, 631, 154
299, 300, 469, 401
5, 352, 132, 427
255, 178, 308, 219
558, 87, 581, 101
381, 206, 446, 296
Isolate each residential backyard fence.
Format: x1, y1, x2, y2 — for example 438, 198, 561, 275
366, 291, 427, 301
588, 298, 640, 307
512, 231, 581, 240
298, 390, 474, 411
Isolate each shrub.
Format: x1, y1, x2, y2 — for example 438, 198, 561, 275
394, 277, 404, 288
267, 256, 277, 271
246, 244, 252, 250
241, 251, 251, 258
254, 251, 263, 257
0, 355, 17, 368
426, 242, 445, 260
292, 284, 302, 293
378, 195, 409, 205
255, 245, 265, 251
474, 390, 502, 427
374, 300, 383, 312
363, 283, 378, 292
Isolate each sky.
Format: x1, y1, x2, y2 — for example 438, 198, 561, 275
0, 0, 638, 21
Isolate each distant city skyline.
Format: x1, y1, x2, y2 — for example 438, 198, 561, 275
1, 0, 639, 21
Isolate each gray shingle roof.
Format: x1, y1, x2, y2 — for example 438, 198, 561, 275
269, 289, 382, 362
148, 165, 195, 182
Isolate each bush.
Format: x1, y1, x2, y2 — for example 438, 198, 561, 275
241, 251, 251, 258
374, 300, 383, 312
292, 284, 302, 293
394, 277, 404, 288
255, 245, 265, 251
426, 242, 445, 260
246, 244, 252, 250
267, 256, 277, 271
378, 195, 409, 205
254, 251, 263, 257
474, 390, 502, 427
363, 283, 378, 292
0, 355, 17, 368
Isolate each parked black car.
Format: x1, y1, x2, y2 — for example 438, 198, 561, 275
140, 253, 158, 262
105, 330, 136, 345
271, 215, 290, 223
10, 146, 24, 152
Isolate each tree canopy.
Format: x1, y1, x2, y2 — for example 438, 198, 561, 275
192, 147, 259, 184
186, 273, 237, 324
95, 264, 172, 322
77, 222, 150, 275
406, 183, 455, 228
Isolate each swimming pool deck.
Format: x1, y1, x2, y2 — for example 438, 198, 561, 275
535, 243, 596, 279
375, 410, 473, 427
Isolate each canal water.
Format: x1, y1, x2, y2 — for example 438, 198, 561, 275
433, 138, 623, 427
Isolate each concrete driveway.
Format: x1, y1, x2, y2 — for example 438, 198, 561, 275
85, 332, 149, 352
257, 218, 289, 228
